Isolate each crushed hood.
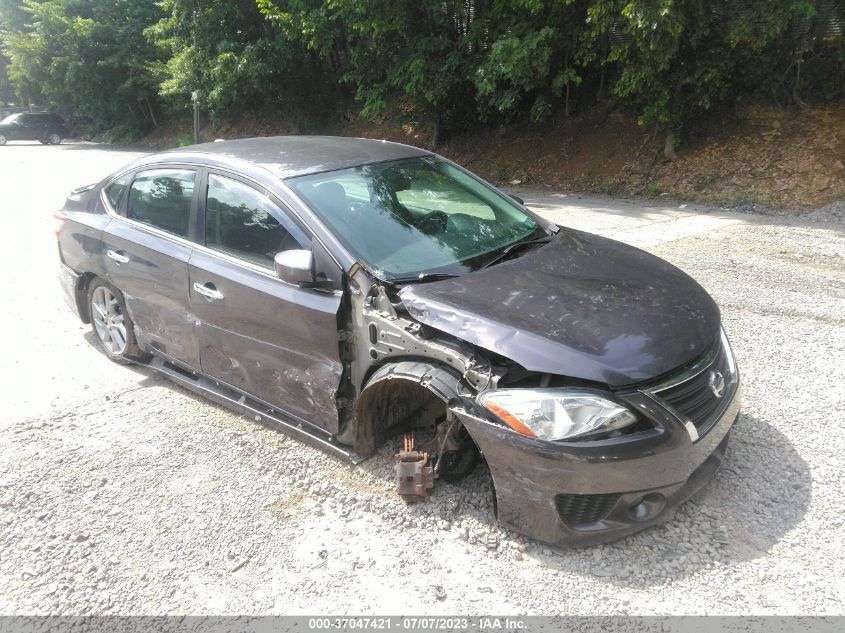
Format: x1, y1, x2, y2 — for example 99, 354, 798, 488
399, 228, 720, 387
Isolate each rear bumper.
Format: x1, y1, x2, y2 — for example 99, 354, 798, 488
58, 262, 84, 321
454, 383, 741, 547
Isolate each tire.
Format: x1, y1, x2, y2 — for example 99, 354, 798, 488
87, 279, 149, 364
48, 133, 62, 145
0, 134, 7, 146
437, 427, 481, 483
438, 447, 481, 482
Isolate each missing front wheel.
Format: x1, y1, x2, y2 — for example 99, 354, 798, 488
394, 418, 481, 501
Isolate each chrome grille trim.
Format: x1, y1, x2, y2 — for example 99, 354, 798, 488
642, 329, 739, 442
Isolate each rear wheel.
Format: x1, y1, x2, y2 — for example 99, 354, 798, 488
48, 132, 62, 145
87, 280, 147, 364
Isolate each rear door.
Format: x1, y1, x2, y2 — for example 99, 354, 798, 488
101, 166, 201, 369
188, 171, 343, 433
17, 114, 42, 140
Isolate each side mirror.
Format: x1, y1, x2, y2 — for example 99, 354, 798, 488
274, 249, 315, 286
510, 194, 524, 205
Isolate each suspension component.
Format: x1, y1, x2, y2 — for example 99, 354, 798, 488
394, 431, 434, 502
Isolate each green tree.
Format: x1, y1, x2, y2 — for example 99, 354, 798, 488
0, 53, 13, 104
259, 0, 485, 139
586, 0, 818, 155
474, 1, 590, 123
2, 0, 164, 135
1, 0, 842, 143
147, 0, 327, 123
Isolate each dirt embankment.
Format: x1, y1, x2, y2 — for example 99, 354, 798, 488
140, 102, 845, 212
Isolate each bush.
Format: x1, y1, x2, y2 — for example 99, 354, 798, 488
0, 0, 841, 141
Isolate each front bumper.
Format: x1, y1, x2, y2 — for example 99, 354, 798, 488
453, 383, 741, 547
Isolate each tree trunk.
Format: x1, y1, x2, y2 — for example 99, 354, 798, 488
664, 130, 677, 161
145, 97, 157, 127
597, 36, 608, 102
564, 50, 570, 117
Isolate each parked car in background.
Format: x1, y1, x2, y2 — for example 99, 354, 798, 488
0, 112, 69, 145
54, 136, 741, 547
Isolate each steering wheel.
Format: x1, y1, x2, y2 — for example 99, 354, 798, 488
416, 210, 449, 235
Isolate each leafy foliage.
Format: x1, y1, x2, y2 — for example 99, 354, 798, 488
586, 0, 819, 131
0, 0, 842, 141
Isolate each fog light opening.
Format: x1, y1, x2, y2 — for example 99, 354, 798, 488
628, 493, 666, 521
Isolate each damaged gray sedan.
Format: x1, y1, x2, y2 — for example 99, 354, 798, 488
56, 136, 741, 547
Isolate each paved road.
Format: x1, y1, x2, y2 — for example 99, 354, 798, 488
0, 141, 843, 615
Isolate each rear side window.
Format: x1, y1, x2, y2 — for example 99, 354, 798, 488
127, 169, 195, 238
105, 174, 131, 210
205, 174, 308, 269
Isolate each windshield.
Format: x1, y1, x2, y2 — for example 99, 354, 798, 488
0, 114, 19, 125
288, 156, 542, 280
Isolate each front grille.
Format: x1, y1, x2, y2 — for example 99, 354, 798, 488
646, 332, 738, 439
555, 493, 619, 526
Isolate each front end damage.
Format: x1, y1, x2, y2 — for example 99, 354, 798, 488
333, 263, 501, 496
335, 264, 740, 548
448, 385, 739, 547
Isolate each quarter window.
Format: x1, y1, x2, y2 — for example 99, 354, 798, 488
105, 174, 131, 210
205, 174, 307, 269
127, 169, 195, 238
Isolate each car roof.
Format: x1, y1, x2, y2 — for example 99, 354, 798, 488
160, 135, 431, 179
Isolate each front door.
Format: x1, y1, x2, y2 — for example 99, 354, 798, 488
102, 167, 201, 369
188, 172, 343, 433
4, 114, 26, 140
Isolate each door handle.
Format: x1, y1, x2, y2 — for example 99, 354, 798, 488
193, 282, 224, 301
106, 249, 130, 264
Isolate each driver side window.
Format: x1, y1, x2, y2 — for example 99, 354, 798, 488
204, 174, 308, 270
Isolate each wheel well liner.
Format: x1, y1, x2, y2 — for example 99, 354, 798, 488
351, 361, 465, 456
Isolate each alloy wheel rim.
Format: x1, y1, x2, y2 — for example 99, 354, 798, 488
49, 133, 61, 144
0, 135, 6, 145
91, 287, 127, 355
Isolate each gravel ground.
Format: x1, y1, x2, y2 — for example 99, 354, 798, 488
0, 143, 843, 615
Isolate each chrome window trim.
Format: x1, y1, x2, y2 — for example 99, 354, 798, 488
641, 328, 740, 442
100, 163, 198, 235
100, 162, 344, 295
101, 174, 132, 216
125, 167, 198, 241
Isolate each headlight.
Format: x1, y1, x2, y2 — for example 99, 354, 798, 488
478, 389, 638, 441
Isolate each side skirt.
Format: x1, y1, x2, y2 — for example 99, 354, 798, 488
147, 355, 367, 464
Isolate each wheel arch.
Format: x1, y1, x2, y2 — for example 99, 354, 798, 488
350, 360, 467, 456
74, 272, 98, 324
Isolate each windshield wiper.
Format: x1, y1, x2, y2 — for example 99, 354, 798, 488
385, 272, 461, 285
479, 235, 553, 269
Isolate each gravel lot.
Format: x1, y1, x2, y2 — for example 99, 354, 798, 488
0, 142, 843, 615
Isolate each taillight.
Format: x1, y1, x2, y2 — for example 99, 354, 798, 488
53, 210, 68, 239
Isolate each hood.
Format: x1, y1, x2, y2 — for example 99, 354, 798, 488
399, 228, 720, 387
